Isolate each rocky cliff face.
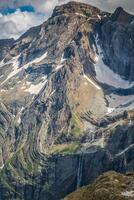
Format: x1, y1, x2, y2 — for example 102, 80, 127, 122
0, 38, 15, 61
97, 7, 134, 81
0, 1, 134, 200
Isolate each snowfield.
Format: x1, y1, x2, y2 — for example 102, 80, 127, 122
94, 37, 134, 89
0, 52, 48, 86
25, 79, 47, 95
106, 93, 134, 108
83, 74, 101, 90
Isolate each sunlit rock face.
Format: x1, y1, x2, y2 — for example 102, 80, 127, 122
0, 1, 134, 200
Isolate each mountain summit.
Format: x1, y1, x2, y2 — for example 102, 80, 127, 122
0, 1, 134, 200
111, 6, 134, 23
52, 1, 102, 17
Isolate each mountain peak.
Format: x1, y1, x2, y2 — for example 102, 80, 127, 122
52, 1, 102, 18
111, 6, 134, 23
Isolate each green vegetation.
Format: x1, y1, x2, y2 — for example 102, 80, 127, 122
69, 113, 82, 138
64, 171, 134, 200
0, 144, 41, 191
49, 142, 80, 154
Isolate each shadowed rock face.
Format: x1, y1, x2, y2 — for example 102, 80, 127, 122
0, 38, 15, 61
0, 1, 134, 200
111, 7, 134, 23
97, 7, 134, 81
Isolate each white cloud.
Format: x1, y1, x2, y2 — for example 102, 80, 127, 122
13, 0, 134, 14
0, 0, 134, 14
0, 9, 45, 39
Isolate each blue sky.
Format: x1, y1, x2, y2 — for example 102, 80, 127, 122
0, 5, 35, 14
0, 3, 46, 39
0, 0, 133, 39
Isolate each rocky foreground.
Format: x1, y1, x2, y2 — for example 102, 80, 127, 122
0, 1, 134, 200
64, 171, 134, 200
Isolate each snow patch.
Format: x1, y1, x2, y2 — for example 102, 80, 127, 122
94, 55, 99, 63
0, 52, 48, 85
1, 55, 20, 85
121, 191, 134, 197
17, 107, 24, 125
41, 75, 47, 81
116, 144, 134, 157
106, 93, 134, 108
75, 13, 86, 18
25, 79, 47, 95
17, 118, 21, 124
0, 89, 6, 92
23, 52, 48, 69
97, 15, 101, 20
55, 55, 66, 71
94, 37, 134, 89
107, 107, 115, 114
55, 64, 64, 71
61, 54, 66, 63
83, 74, 101, 90
50, 90, 55, 97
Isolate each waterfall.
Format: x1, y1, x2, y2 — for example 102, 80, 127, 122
76, 154, 83, 189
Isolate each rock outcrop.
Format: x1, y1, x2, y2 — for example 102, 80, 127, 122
0, 38, 14, 61
64, 171, 134, 200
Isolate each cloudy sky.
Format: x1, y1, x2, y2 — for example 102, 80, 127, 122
0, 0, 134, 39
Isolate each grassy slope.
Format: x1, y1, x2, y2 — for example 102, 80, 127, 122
64, 171, 134, 200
